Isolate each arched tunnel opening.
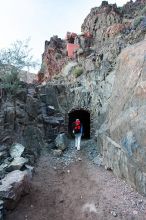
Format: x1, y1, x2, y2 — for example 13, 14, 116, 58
68, 109, 90, 139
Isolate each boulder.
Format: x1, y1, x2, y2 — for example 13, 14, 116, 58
22, 126, 44, 161
55, 133, 68, 151
53, 149, 62, 157
10, 143, 25, 158
6, 157, 28, 172
0, 170, 31, 210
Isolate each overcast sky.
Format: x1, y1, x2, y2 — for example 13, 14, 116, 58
0, 0, 129, 70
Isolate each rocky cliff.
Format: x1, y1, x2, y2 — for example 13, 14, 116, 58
102, 38, 146, 195
35, 0, 146, 195
1, 0, 146, 199
39, 0, 146, 83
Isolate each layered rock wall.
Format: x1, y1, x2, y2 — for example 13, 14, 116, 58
0, 84, 65, 163
101, 40, 146, 195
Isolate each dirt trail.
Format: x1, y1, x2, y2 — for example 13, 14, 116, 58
6, 146, 146, 220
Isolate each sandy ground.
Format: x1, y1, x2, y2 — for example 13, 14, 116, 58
6, 145, 146, 220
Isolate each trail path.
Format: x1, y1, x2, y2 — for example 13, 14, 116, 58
6, 141, 146, 220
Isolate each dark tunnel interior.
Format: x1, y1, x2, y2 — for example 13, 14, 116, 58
68, 109, 90, 139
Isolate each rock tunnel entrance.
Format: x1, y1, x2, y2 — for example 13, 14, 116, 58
68, 109, 90, 139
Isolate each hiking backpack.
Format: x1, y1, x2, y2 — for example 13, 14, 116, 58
73, 120, 81, 134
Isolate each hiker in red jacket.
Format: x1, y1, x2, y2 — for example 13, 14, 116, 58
72, 119, 83, 150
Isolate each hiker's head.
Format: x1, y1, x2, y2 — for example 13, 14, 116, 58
76, 119, 80, 121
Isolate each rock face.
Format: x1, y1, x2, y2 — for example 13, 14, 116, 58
0, 83, 65, 163
81, 0, 146, 39
37, 0, 146, 85
81, 2, 122, 39
101, 39, 146, 195
38, 36, 67, 82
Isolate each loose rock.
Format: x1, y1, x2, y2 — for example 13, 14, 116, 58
6, 157, 28, 172
53, 149, 62, 157
55, 133, 69, 151
10, 144, 25, 158
0, 170, 31, 209
111, 211, 118, 217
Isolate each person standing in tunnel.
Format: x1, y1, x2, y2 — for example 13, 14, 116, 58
72, 119, 83, 150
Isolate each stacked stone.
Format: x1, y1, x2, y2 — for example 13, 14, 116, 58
0, 143, 33, 217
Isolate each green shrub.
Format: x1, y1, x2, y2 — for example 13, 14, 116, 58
133, 16, 144, 28
0, 69, 22, 95
141, 6, 146, 15
72, 66, 83, 78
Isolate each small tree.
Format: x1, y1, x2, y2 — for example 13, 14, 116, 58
0, 39, 39, 96
0, 39, 37, 71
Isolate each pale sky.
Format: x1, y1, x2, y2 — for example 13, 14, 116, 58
0, 0, 129, 70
